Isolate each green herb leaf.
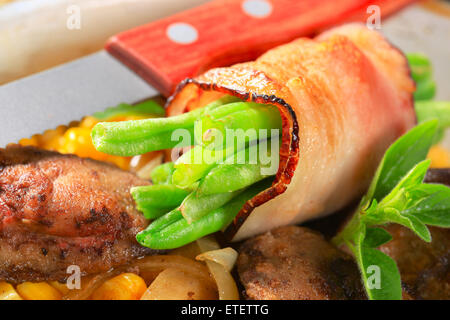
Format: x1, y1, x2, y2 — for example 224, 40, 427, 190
365, 120, 438, 204
359, 246, 402, 300
363, 227, 392, 248
333, 120, 449, 300
371, 160, 430, 216
402, 183, 450, 227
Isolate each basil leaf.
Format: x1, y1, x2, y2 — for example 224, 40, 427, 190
380, 160, 430, 204
402, 183, 450, 227
382, 207, 431, 242
365, 120, 438, 203
359, 246, 402, 300
402, 214, 432, 242
364, 227, 392, 248
375, 160, 430, 214
415, 101, 450, 143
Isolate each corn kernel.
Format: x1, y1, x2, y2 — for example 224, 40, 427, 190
427, 145, 450, 168
40, 126, 67, 150
61, 127, 108, 161
108, 115, 148, 122
79, 116, 98, 129
0, 282, 22, 300
19, 136, 39, 147
106, 155, 130, 171
91, 273, 147, 300
16, 282, 62, 300
49, 281, 70, 295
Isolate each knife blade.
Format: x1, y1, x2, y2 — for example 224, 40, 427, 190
0, 51, 157, 147
0, 0, 415, 147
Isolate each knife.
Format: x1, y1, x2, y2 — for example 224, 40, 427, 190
0, 0, 415, 146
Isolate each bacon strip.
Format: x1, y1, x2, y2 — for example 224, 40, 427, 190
166, 24, 415, 241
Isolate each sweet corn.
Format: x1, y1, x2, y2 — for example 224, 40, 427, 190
90, 273, 147, 300
16, 282, 62, 300
79, 116, 98, 129
427, 145, 450, 168
39, 126, 67, 151
61, 127, 103, 159
17, 113, 154, 171
0, 282, 22, 300
105, 155, 130, 171
49, 281, 70, 295
18, 136, 39, 147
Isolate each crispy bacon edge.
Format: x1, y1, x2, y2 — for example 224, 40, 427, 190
165, 68, 300, 240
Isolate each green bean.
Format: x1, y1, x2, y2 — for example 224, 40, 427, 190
407, 53, 432, 83
131, 185, 190, 219
145, 208, 183, 233
137, 179, 272, 249
202, 101, 261, 120
415, 100, 450, 143
195, 104, 281, 149
406, 53, 436, 101
91, 117, 196, 155
91, 95, 240, 156
201, 95, 242, 111
180, 188, 244, 224
136, 207, 170, 220
171, 144, 237, 188
92, 100, 165, 120
197, 148, 274, 195
151, 162, 175, 185
414, 77, 436, 101
131, 185, 190, 209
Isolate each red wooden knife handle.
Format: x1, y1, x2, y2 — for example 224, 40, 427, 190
106, 0, 413, 97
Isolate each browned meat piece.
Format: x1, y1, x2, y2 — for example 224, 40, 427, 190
379, 225, 450, 300
237, 226, 366, 300
425, 168, 450, 187
0, 145, 154, 283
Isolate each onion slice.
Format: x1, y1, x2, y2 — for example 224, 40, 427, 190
196, 247, 238, 272
135, 152, 163, 179
196, 236, 239, 300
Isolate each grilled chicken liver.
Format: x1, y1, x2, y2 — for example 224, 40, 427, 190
380, 225, 449, 300
0, 146, 153, 283
237, 226, 366, 300
238, 225, 449, 300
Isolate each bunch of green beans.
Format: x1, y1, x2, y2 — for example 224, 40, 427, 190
194, 102, 281, 149
91, 95, 241, 156
91, 95, 282, 249
408, 53, 450, 144
136, 179, 272, 249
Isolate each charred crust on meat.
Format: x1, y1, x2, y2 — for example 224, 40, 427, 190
85, 207, 112, 225
38, 219, 53, 227
119, 211, 133, 230
0, 146, 159, 283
